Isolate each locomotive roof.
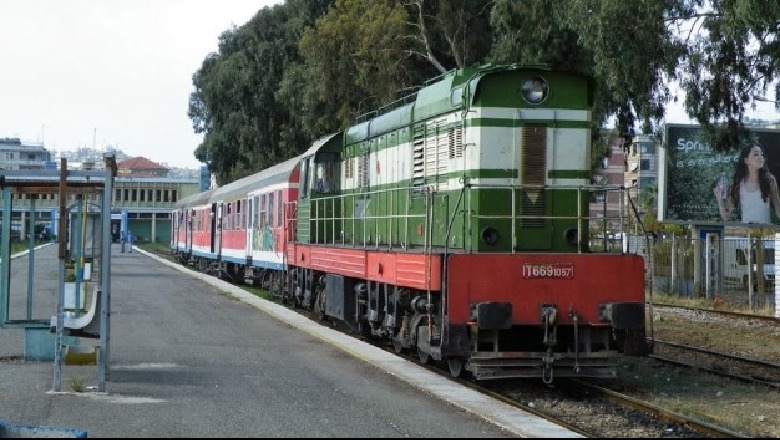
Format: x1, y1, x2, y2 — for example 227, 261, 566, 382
346, 64, 558, 142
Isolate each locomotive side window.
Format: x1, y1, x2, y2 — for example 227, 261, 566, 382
451, 86, 463, 106
521, 76, 548, 104
300, 159, 310, 198
314, 152, 340, 194
315, 163, 331, 193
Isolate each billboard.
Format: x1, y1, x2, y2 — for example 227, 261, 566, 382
660, 124, 780, 226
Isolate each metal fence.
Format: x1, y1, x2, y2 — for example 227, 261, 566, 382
639, 234, 777, 312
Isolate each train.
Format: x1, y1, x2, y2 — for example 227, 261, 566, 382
171, 63, 649, 383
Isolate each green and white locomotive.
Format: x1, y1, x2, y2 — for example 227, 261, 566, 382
287, 64, 647, 381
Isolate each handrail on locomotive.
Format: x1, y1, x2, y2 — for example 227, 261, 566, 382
301, 182, 636, 254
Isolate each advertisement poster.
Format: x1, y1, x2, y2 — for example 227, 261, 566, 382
661, 124, 780, 225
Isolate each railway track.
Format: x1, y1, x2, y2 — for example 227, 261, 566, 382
291, 301, 749, 437
652, 303, 780, 325
383, 340, 745, 437
650, 338, 780, 389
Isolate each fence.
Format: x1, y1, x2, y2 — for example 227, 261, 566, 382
642, 234, 777, 311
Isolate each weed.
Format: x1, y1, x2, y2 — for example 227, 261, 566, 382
68, 377, 85, 393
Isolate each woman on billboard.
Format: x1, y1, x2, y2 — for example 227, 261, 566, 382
714, 143, 780, 223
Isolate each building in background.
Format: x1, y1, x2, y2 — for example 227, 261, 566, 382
625, 134, 660, 230
0, 138, 52, 170
1, 143, 200, 243
117, 156, 169, 178
589, 136, 628, 234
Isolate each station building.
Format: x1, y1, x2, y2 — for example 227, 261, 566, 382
0, 140, 202, 244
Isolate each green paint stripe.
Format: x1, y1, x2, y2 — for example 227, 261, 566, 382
335, 169, 588, 195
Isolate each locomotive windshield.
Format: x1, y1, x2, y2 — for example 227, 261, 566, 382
313, 152, 339, 194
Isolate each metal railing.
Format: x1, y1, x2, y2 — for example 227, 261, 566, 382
649, 235, 777, 311
304, 182, 639, 254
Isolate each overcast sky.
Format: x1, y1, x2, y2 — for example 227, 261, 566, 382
0, 0, 281, 169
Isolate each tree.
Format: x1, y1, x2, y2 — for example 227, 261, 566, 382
189, 1, 333, 184
680, 0, 780, 151
188, 0, 780, 186
297, 0, 416, 126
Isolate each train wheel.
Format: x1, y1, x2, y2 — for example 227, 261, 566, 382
417, 347, 430, 364
447, 358, 464, 378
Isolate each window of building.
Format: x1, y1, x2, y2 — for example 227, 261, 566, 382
140, 189, 145, 202
171, 190, 177, 203
131, 189, 137, 202
640, 177, 656, 187
639, 142, 656, 154
640, 159, 651, 171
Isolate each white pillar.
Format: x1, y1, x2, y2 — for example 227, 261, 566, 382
151, 214, 157, 243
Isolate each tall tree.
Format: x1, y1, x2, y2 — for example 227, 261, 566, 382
297, 0, 414, 126
681, 0, 780, 150
189, 1, 333, 184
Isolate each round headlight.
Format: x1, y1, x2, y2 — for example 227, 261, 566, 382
481, 227, 499, 245
564, 228, 579, 246
521, 76, 548, 104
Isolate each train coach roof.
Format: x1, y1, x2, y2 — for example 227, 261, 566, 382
174, 187, 217, 210
210, 155, 300, 203
208, 133, 337, 202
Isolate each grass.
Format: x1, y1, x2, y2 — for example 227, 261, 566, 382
650, 292, 775, 316
7, 239, 50, 255
135, 241, 177, 262
135, 242, 277, 302
68, 377, 85, 393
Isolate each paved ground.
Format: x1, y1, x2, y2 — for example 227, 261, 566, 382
0, 243, 580, 438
